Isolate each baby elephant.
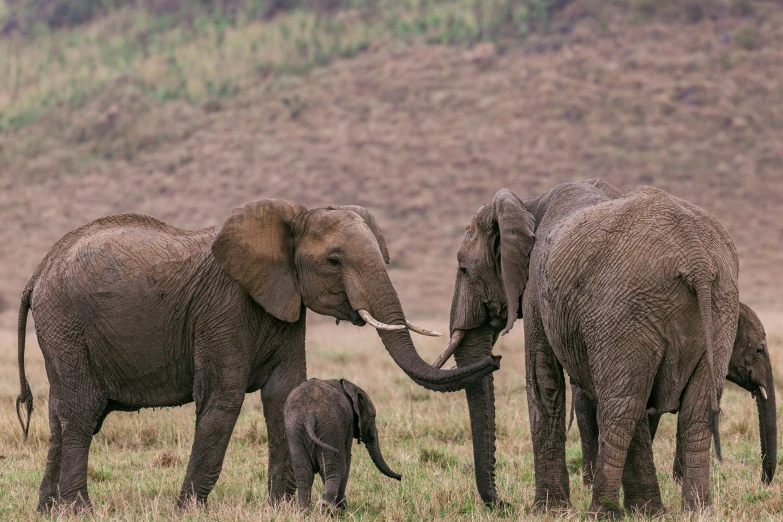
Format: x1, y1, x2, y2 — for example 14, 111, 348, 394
284, 378, 401, 509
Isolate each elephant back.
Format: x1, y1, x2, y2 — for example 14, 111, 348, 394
539, 186, 739, 408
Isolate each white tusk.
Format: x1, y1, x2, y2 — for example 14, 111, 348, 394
760, 386, 768, 400
405, 321, 442, 337
357, 310, 406, 331
432, 330, 465, 368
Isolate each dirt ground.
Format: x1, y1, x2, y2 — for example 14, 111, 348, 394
1, 4, 782, 331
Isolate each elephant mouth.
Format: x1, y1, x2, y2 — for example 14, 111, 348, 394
483, 301, 507, 331
333, 307, 364, 326
745, 371, 769, 401
753, 384, 770, 401
349, 309, 365, 327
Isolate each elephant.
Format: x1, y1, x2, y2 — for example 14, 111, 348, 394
572, 301, 776, 486
435, 180, 739, 517
15, 199, 500, 513
283, 378, 401, 510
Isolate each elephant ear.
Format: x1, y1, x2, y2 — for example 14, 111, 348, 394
212, 199, 307, 323
493, 189, 536, 335
336, 205, 390, 264
586, 178, 623, 199
341, 379, 373, 442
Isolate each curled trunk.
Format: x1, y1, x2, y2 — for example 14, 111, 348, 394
757, 382, 777, 485
369, 278, 500, 392
376, 329, 499, 393
365, 428, 402, 481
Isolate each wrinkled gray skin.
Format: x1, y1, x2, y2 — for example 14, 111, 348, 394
574, 301, 776, 487
284, 378, 401, 510
448, 180, 738, 517
16, 199, 499, 513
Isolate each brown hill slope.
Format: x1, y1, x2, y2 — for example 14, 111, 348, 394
1, 8, 782, 329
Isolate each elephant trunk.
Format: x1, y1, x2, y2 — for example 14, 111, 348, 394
365, 427, 402, 481
757, 380, 777, 485
367, 276, 500, 393
452, 325, 501, 506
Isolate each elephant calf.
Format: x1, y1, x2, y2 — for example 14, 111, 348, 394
284, 378, 401, 510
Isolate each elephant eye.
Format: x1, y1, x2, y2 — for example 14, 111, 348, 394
756, 344, 765, 356
327, 254, 341, 266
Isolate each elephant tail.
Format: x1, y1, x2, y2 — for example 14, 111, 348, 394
305, 416, 338, 453
567, 393, 575, 433
695, 277, 722, 462
16, 282, 34, 441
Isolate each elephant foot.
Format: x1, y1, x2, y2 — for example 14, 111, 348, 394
36, 495, 59, 514
483, 496, 512, 510
59, 492, 93, 514
533, 495, 571, 513
682, 498, 711, 513
480, 490, 511, 509
176, 493, 207, 511
587, 497, 624, 519
336, 497, 348, 510
624, 497, 666, 517
316, 498, 341, 516
267, 474, 296, 506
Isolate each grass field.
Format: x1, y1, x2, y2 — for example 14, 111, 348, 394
0, 314, 781, 521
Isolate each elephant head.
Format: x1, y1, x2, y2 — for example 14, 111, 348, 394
727, 302, 777, 484
341, 379, 402, 481
211, 199, 499, 392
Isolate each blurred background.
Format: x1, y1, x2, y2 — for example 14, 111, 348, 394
1, 0, 781, 332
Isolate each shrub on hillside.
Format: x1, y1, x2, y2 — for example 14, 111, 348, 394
0, 0, 257, 34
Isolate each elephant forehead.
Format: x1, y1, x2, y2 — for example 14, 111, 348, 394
305, 209, 366, 238
458, 221, 492, 265
739, 304, 765, 336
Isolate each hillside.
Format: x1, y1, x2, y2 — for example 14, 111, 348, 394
1, 0, 782, 330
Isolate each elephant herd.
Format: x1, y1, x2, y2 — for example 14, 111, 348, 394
15, 179, 776, 518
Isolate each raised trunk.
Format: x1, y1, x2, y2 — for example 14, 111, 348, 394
365, 428, 402, 481
368, 278, 500, 392
452, 325, 501, 506
757, 382, 777, 485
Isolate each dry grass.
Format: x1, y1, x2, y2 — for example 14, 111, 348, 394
0, 315, 781, 520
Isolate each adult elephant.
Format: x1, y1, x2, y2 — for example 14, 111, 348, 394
16, 199, 500, 513
573, 301, 776, 486
434, 180, 739, 517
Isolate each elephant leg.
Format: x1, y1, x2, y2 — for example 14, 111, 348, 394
335, 452, 351, 509
648, 412, 662, 441
526, 323, 570, 510
678, 360, 713, 511
47, 350, 107, 514
57, 395, 106, 512
589, 396, 648, 518
671, 420, 685, 483
318, 456, 345, 508
289, 441, 315, 510
621, 415, 664, 516
177, 392, 244, 507
261, 355, 306, 504
37, 394, 63, 513
572, 384, 599, 486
